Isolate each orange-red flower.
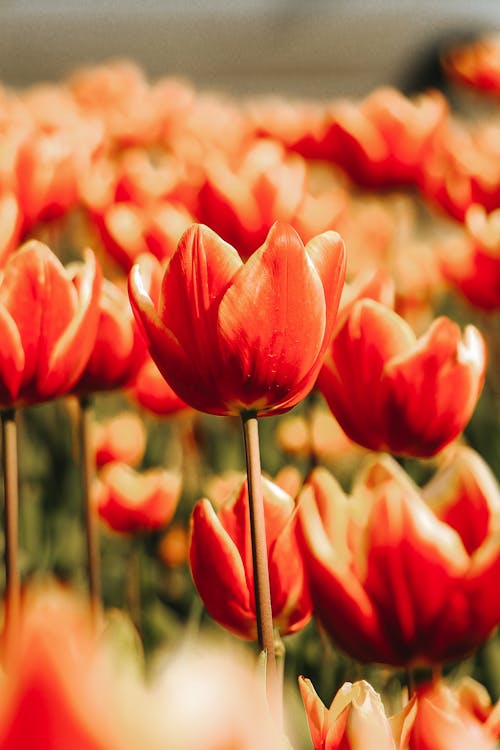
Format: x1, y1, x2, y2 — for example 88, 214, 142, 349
0, 585, 129, 750
92, 412, 147, 468
130, 356, 189, 416
325, 87, 448, 188
299, 676, 416, 750
318, 298, 486, 457
440, 204, 500, 310
410, 678, 500, 750
0, 240, 101, 408
95, 462, 181, 534
298, 450, 500, 666
72, 277, 147, 395
129, 222, 346, 417
442, 34, 500, 98
189, 476, 312, 639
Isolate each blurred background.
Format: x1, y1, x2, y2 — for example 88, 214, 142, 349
1, 0, 500, 95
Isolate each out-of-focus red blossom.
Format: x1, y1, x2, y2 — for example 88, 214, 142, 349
247, 95, 330, 159
158, 523, 190, 568
129, 221, 346, 417
189, 476, 312, 639
440, 204, 500, 310
0, 241, 102, 408
95, 461, 181, 534
13, 85, 103, 232
68, 60, 163, 147
324, 87, 448, 188
72, 277, 147, 395
197, 139, 347, 258
418, 118, 500, 221
297, 452, 500, 666
0, 192, 22, 267
130, 356, 189, 416
442, 34, 500, 97
91, 199, 195, 273
410, 678, 500, 750
318, 297, 486, 457
299, 676, 416, 750
92, 412, 147, 468
0, 585, 129, 750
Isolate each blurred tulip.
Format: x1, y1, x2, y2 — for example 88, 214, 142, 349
96, 462, 181, 534
0, 192, 22, 267
299, 676, 416, 750
130, 356, 189, 416
73, 277, 147, 395
440, 204, 500, 310
326, 87, 448, 188
318, 298, 486, 457
298, 452, 500, 666
158, 523, 189, 568
197, 139, 345, 258
0, 240, 101, 407
92, 411, 147, 468
410, 678, 500, 750
0, 584, 129, 750
442, 34, 500, 98
129, 221, 346, 416
189, 476, 312, 639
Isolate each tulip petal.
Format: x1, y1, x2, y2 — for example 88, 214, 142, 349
383, 318, 486, 455
0, 306, 24, 405
37, 249, 102, 399
217, 222, 326, 412
305, 230, 346, 342
189, 499, 256, 638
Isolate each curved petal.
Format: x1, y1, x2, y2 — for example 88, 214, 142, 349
37, 249, 102, 400
0, 306, 24, 405
217, 222, 326, 412
305, 229, 346, 346
318, 299, 415, 451
189, 499, 256, 639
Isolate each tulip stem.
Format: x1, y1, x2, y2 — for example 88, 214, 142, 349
241, 413, 278, 709
125, 538, 142, 637
78, 396, 101, 626
1, 408, 20, 653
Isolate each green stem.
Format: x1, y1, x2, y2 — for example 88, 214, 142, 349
1, 409, 20, 655
125, 538, 142, 637
78, 396, 101, 626
241, 413, 277, 705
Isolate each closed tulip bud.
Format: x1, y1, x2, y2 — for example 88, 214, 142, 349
128, 221, 346, 417
189, 477, 312, 639
0, 241, 101, 408
410, 678, 500, 750
298, 451, 500, 666
299, 677, 416, 750
318, 298, 486, 457
96, 462, 181, 534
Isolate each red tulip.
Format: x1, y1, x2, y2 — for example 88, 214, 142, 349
95, 462, 181, 534
326, 87, 448, 188
299, 676, 416, 750
72, 277, 147, 395
440, 204, 500, 310
130, 356, 189, 416
410, 678, 500, 750
92, 412, 147, 468
298, 451, 500, 666
442, 34, 500, 98
189, 476, 312, 639
0, 585, 129, 750
0, 240, 101, 408
129, 221, 346, 417
318, 298, 486, 457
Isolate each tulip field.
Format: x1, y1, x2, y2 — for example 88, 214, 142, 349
1, 31, 500, 749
